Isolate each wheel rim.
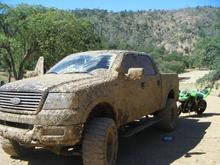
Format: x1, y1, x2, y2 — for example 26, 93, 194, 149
106, 127, 117, 164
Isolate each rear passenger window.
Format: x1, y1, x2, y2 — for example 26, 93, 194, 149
140, 55, 156, 75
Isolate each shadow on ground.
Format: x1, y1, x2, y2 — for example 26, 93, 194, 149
117, 117, 210, 165
14, 117, 210, 165
181, 112, 220, 119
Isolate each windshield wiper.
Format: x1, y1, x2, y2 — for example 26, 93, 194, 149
64, 71, 92, 75
47, 71, 58, 74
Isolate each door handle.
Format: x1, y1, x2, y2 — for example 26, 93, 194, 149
157, 80, 160, 86
141, 82, 145, 88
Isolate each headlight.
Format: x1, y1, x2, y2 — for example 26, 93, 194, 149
43, 93, 78, 110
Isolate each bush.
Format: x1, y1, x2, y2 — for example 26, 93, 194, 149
157, 60, 185, 74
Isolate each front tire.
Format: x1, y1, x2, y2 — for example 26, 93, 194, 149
156, 99, 177, 131
82, 118, 118, 165
1, 138, 32, 157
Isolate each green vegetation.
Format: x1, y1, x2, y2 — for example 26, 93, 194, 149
71, 8, 219, 76
0, 3, 101, 80
73, 8, 219, 54
193, 13, 220, 85
0, 3, 220, 82
157, 53, 187, 74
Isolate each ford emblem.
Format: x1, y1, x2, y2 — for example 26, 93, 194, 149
10, 98, 21, 105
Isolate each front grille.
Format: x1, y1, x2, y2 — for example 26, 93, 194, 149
0, 91, 43, 115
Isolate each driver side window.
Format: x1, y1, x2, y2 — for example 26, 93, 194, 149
122, 54, 139, 74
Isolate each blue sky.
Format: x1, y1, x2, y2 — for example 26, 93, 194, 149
2, 0, 220, 11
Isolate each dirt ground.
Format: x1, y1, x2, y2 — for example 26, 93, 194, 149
178, 70, 210, 84
0, 95, 219, 165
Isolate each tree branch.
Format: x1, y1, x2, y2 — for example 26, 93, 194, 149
17, 42, 38, 79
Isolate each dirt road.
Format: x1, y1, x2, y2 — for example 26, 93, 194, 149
0, 95, 220, 165
178, 70, 210, 84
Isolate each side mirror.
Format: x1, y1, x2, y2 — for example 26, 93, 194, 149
25, 56, 44, 78
127, 68, 144, 80
115, 67, 124, 75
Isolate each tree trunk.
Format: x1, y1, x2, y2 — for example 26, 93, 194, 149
17, 44, 37, 80
8, 70, 11, 82
17, 53, 30, 80
5, 47, 18, 80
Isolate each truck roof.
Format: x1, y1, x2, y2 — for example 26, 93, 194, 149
69, 50, 149, 56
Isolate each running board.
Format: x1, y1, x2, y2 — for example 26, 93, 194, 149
120, 117, 161, 137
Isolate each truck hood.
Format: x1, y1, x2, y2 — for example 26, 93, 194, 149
0, 74, 105, 93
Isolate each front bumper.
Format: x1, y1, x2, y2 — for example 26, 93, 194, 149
0, 110, 83, 147
0, 124, 83, 146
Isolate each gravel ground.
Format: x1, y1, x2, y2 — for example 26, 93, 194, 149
0, 95, 220, 165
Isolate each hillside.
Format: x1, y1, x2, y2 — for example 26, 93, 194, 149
1, 4, 220, 82
72, 7, 220, 55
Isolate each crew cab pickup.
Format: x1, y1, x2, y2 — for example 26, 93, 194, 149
0, 50, 179, 165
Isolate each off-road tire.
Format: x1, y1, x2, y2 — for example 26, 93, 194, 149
156, 99, 177, 131
1, 138, 32, 157
82, 118, 118, 165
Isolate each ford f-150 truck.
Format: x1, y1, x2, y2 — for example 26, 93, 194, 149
0, 50, 178, 165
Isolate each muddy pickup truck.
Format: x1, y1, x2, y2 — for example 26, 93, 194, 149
0, 50, 178, 165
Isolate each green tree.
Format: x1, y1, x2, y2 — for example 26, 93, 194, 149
193, 12, 220, 84
0, 3, 101, 80
193, 38, 220, 69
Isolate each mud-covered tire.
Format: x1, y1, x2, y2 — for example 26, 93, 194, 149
82, 118, 118, 165
156, 99, 177, 131
1, 138, 32, 157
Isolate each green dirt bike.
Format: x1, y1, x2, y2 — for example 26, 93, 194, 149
177, 87, 211, 116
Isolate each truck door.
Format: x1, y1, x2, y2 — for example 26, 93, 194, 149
139, 55, 162, 114
119, 53, 148, 121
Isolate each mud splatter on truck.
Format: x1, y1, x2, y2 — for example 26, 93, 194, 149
0, 50, 178, 165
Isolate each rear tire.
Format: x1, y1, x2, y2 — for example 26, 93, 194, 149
196, 99, 207, 115
1, 138, 32, 157
156, 99, 177, 131
82, 118, 118, 165
177, 101, 182, 116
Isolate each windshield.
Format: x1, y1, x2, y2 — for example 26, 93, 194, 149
48, 54, 113, 74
